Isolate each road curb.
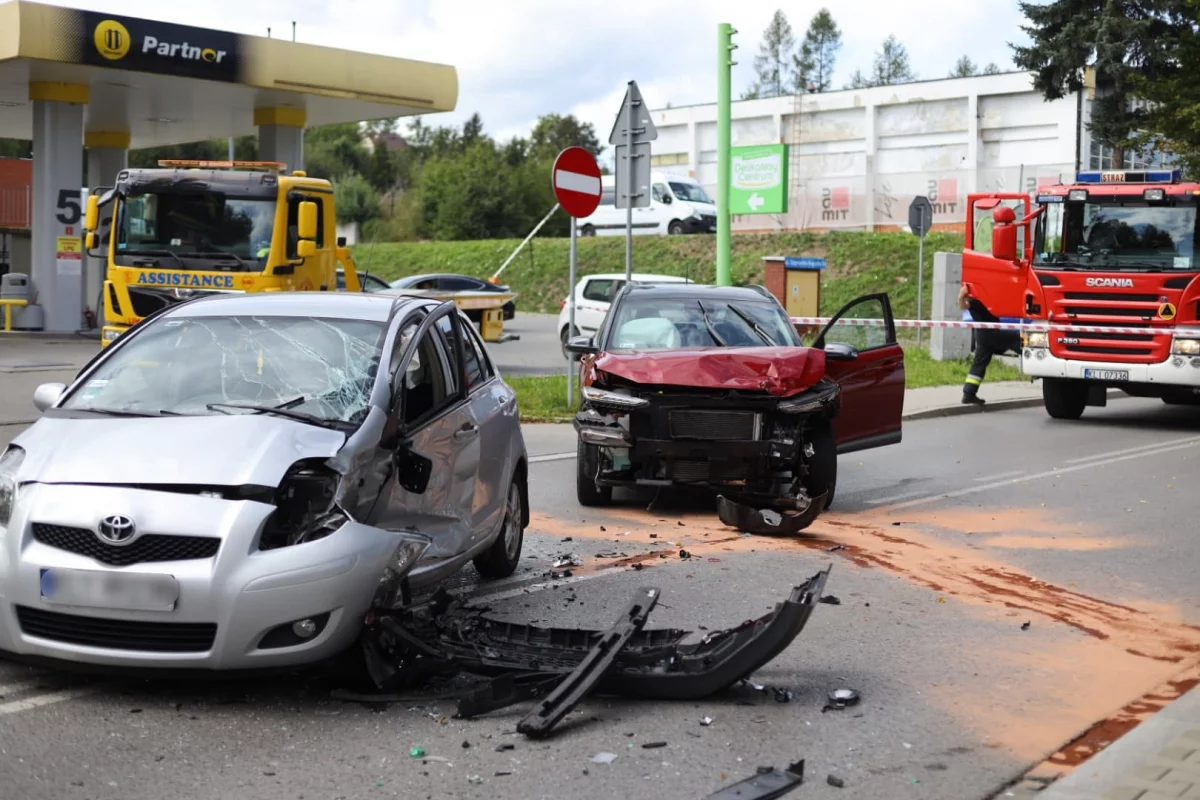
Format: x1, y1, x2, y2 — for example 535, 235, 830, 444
903, 388, 1129, 422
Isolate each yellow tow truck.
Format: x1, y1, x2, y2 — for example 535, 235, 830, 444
82, 160, 365, 347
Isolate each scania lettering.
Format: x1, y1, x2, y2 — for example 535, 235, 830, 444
962, 168, 1200, 420
83, 160, 364, 347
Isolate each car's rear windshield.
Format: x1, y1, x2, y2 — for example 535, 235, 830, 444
607, 295, 799, 349
61, 314, 385, 424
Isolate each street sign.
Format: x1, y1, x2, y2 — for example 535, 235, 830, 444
614, 142, 651, 209
908, 195, 933, 237
784, 256, 825, 270
551, 147, 602, 218
608, 80, 658, 145
730, 144, 788, 215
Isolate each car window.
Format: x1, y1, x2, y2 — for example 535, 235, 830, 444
607, 295, 799, 349
400, 323, 453, 427
462, 321, 494, 383
435, 314, 489, 390
600, 189, 615, 206
582, 279, 615, 303
439, 277, 476, 291
652, 183, 670, 203
819, 297, 889, 351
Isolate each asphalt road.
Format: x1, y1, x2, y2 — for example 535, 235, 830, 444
2, 393, 1199, 799
483, 311, 561, 377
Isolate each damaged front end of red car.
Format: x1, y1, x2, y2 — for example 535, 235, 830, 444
574, 346, 842, 534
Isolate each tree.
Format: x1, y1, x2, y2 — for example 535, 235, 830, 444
751, 10, 796, 98
983, 62, 1003, 75
871, 35, 916, 86
333, 171, 381, 224
461, 113, 486, 148
1011, 0, 1184, 167
794, 9, 841, 92
950, 55, 979, 78
528, 113, 601, 160
1128, 1, 1200, 176
0, 139, 31, 158
846, 69, 870, 90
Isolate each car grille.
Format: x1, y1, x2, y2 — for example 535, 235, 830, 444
15, 606, 217, 652
701, 214, 716, 227
669, 409, 760, 441
32, 523, 220, 567
672, 460, 753, 482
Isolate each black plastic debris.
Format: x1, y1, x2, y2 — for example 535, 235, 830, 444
822, 688, 860, 713
774, 688, 793, 703
827, 774, 845, 788
461, 741, 471, 749
704, 760, 805, 799
678, 521, 685, 526
600, 526, 606, 532
563, 537, 573, 542
631, 563, 644, 571
641, 741, 667, 749
495, 771, 512, 777
679, 550, 691, 559
650, 533, 659, 539
827, 544, 845, 553
1021, 621, 1031, 631
818, 595, 841, 605
495, 743, 515, 752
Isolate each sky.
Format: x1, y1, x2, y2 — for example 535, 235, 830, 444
44, 0, 1034, 152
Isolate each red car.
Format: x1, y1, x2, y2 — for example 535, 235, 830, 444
566, 283, 905, 533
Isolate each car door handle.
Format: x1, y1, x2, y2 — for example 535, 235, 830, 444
454, 423, 479, 440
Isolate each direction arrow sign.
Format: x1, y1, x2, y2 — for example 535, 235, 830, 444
747, 193, 764, 211
730, 144, 788, 215
608, 80, 658, 146
551, 146, 603, 218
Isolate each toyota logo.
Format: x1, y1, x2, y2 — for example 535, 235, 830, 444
97, 515, 136, 545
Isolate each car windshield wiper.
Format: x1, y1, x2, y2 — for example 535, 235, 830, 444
191, 251, 252, 269
696, 301, 727, 346
205, 396, 344, 428
127, 249, 185, 269
727, 303, 777, 345
72, 407, 166, 417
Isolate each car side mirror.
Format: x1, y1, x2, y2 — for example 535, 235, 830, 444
991, 222, 1018, 263
33, 382, 67, 412
395, 443, 432, 494
825, 342, 859, 361
661, 194, 672, 204
566, 335, 598, 356
297, 239, 317, 258
84, 195, 99, 232
298, 200, 319, 241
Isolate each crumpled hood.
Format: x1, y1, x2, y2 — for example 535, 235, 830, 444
12, 415, 347, 487
594, 346, 826, 398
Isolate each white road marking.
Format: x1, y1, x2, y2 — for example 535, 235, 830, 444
974, 470, 1026, 483
1063, 435, 1200, 464
0, 688, 94, 716
529, 452, 576, 464
865, 489, 932, 505
885, 439, 1200, 511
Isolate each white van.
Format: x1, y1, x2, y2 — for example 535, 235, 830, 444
576, 172, 716, 237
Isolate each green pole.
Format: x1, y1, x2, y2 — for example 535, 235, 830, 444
716, 23, 736, 286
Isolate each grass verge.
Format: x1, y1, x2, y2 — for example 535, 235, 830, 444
508, 348, 1024, 423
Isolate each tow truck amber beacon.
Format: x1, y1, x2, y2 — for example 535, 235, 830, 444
962, 168, 1200, 420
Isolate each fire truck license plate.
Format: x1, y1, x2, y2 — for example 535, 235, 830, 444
1084, 369, 1129, 381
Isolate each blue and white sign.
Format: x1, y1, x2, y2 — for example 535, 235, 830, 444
784, 257, 826, 271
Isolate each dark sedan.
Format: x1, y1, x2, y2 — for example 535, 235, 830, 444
390, 273, 516, 320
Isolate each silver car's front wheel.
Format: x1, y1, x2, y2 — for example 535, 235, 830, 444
474, 478, 525, 578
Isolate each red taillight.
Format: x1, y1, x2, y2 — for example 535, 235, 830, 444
560, 299, 566, 311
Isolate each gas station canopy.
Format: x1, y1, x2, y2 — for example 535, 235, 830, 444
0, 0, 459, 147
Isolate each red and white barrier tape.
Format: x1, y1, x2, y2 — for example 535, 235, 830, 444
790, 317, 1200, 338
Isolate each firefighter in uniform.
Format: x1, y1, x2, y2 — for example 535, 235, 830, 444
959, 284, 1022, 405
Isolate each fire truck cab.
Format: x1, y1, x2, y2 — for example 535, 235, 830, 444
963, 169, 1200, 419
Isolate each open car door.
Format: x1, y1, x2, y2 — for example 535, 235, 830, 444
812, 293, 905, 454
963, 193, 1032, 319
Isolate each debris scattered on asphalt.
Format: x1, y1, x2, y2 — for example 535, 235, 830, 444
822, 688, 861, 712
700, 716, 714, 726
705, 760, 805, 799
679, 549, 691, 559
467, 775, 483, 785
563, 537, 573, 542
129, 708, 142, 714
461, 740, 471, 749
553, 554, 583, 568
1021, 621, 1031, 630
600, 526, 606, 532
707, 557, 721, 563
774, 688, 793, 703
642, 741, 667, 749
827, 774, 845, 788
678, 521, 685, 526
409, 747, 426, 758
631, 563, 644, 571
494, 771, 511, 777
827, 544, 845, 552
650, 533, 658, 538
591, 752, 618, 765
495, 744, 515, 752
818, 595, 841, 605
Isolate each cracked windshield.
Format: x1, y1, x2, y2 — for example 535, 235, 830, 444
1038, 199, 1198, 270
59, 315, 384, 424
117, 192, 277, 267
610, 296, 799, 349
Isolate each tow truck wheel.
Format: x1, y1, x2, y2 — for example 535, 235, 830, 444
803, 420, 838, 511
1043, 378, 1088, 420
576, 440, 612, 506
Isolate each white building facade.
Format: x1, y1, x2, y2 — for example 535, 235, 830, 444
647, 71, 1171, 233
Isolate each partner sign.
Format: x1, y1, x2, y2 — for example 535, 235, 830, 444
730, 144, 788, 215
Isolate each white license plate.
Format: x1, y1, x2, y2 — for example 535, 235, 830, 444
1084, 369, 1129, 381
39, 568, 178, 612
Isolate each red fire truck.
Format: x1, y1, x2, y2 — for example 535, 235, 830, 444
962, 168, 1200, 419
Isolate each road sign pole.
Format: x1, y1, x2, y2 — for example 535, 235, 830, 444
716, 23, 736, 286
567, 219, 578, 406
624, 84, 634, 281
916, 213, 926, 349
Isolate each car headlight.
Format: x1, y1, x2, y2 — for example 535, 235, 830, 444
259, 459, 348, 550
778, 381, 841, 414
0, 446, 25, 527
1172, 338, 1200, 356
1024, 331, 1049, 348
372, 529, 434, 609
582, 386, 649, 410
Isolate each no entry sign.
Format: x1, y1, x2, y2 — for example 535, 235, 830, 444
552, 146, 602, 218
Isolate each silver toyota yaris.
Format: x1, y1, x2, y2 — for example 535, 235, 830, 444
0, 291, 528, 669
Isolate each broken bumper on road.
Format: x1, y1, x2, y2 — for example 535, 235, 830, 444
360, 566, 831, 737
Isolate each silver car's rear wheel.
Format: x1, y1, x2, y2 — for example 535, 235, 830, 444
474, 478, 524, 578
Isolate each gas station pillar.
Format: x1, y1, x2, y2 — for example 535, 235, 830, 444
255, 108, 305, 174
85, 131, 130, 324
30, 82, 87, 334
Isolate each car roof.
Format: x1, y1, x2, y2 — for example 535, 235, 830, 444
619, 283, 776, 302
165, 290, 434, 323
583, 273, 691, 283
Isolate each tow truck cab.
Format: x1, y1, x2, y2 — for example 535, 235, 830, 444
963, 169, 1200, 418
82, 160, 363, 347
